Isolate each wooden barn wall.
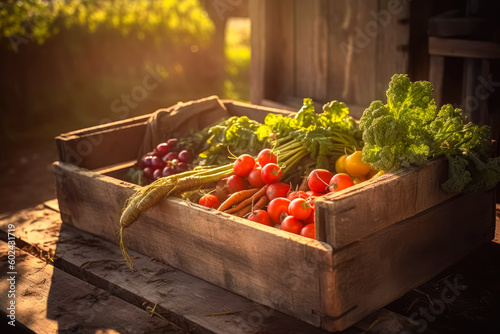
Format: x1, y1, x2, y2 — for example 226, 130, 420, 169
250, 0, 410, 117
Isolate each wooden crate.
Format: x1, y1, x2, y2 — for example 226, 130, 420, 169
54, 99, 496, 332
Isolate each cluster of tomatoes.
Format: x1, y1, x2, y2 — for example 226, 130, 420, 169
199, 148, 318, 239
198, 148, 284, 208
265, 191, 316, 238
139, 138, 193, 183
198, 149, 379, 240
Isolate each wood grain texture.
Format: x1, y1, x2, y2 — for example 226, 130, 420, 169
428, 37, 500, 59
428, 17, 499, 39
0, 206, 331, 334
0, 243, 180, 334
54, 161, 332, 327
249, 0, 266, 105
327, 0, 378, 107
376, 0, 410, 98
322, 190, 495, 331
223, 100, 295, 121
248, 0, 412, 112
315, 159, 457, 248
55, 100, 292, 174
429, 55, 445, 107
295, 0, 329, 102
56, 120, 147, 170
264, 0, 295, 103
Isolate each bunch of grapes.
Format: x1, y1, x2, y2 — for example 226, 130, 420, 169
139, 138, 193, 184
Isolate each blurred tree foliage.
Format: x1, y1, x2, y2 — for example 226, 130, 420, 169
0, 0, 214, 51
0, 0, 252, 147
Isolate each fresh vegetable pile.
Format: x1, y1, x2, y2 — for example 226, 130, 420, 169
120, 99, 366, 269
120, 75, 500, 270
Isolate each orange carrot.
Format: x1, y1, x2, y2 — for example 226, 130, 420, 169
217, 187, 260, 212
232, 204, 252, 217
232, 195, 270, 218
223, 185, 269, 214
252, 194, 269, 211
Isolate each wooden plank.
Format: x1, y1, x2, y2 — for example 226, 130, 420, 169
264, 0, 295, 103
0, 205, 441, 334
294, 0, 329, 102
354, 308, 441, 334
43, 198, 59, 212
249, 0, 266, 105
428, 37, 500, 59
315, 159, 457, 248
55, 120, 147, 170
327, 0, 378, 106
94, 160, 136, 180
0, 206, 332, 334
0, 243, 181, 333
375, 0, 410, 98
53, 161, 332, 327
321, 190, 495, 331
57, 114, 150, 137
429, 55, 445, 107
55, 99, 288, 172
428, 17, 499, 38
223, 100, 294, 121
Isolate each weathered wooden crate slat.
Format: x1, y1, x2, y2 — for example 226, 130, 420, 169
54, 99, 496, 332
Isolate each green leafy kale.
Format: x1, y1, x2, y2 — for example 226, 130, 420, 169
360, 74, 436, 171
197, 116, 266, 165
360, 73, 500, 193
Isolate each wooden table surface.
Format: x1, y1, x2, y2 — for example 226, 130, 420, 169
0, 200, 499, 334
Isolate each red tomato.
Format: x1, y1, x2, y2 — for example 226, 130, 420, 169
306, 190, 326, 198
288, 198, 312, 220
328, 173, 355, 193
226, 175, 248, 194
308, 169, 333, 193
300, 224, 315, 239
267, 198, 291, 224
199, 194, 220, 209
257, 149, 277, 167
248, 210, 272, 226
248, 167, 265, 188
281, 216, 304, 234
304, 208, 315, 225
233, 154, 255, 177
287, 191, 309, 201
261, 163, 282, 184
266, 182, 291, 201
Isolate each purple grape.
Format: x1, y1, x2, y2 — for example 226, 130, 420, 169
167, 138, 178, 151
140, 155, 153, 168
151, 156, 164, 170
162, 165, 176, 177
162, 152, 179, 163
155, 142, 170, 157
178, 150, 192, 164
143, 167, 154, 179
153, 168, 162, 180
176, 162, 189, 172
